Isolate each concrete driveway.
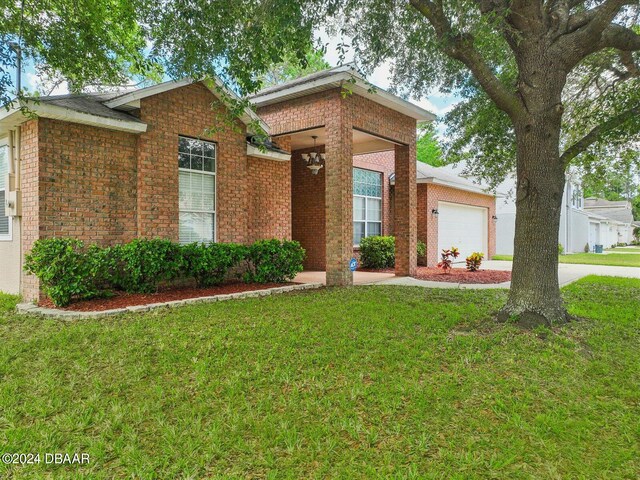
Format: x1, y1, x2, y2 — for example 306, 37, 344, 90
473, 260, 640, 286
373, 260, 639, 289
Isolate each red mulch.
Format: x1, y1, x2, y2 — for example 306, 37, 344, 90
39, 282, 292, 312
412, 267, 511, 284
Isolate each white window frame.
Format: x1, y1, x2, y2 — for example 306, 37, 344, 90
353, 167, 383, 247
0, 139, 11, 242
178, 136, 217, 244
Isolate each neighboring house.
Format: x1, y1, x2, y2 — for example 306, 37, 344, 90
584, 198, 636, 245
0, 66, 436, 298
391, 162, 497, 265
495, 172, 592, 255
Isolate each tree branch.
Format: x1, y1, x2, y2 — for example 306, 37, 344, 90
560, 104, 640, 164
409, 0, 524, 119
597, 23, 640, 51
558, 0, 638, 66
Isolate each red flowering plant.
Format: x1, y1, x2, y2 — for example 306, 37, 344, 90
437, 247, 460, 273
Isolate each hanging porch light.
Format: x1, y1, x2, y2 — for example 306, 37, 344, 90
301, 135, 324, 175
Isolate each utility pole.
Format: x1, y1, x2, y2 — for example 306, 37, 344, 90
8, 42, 22, 94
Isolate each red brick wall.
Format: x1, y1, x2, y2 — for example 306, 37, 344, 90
418, 183, 496, 266
20, 82, 296, 300
19, 120, 40, 301
291, 146, 326, 270
137, 83, 248, 243
247, 156, 291, 242
37, 119, 139, 243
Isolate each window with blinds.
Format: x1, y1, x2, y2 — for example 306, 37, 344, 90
178, 136, 216, 244
353, 167, 382, 246
0, 144, 10, 239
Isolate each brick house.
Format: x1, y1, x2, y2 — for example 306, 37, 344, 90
0, 66, 494, 299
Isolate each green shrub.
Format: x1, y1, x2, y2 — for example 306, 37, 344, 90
417, 240, 426, 258
24, 238, 106, 307
108, 238, 184, 293
245, 239, 305, 283
182, 242, 248, 287
558, 243, 565, 255
359, 236, 395, 269
360, 236, 429, 269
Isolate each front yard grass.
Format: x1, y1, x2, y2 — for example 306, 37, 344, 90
1, 277, 639, 478
493, 252, 640, 267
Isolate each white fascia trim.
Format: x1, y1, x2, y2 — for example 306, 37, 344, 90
0, 102, 148, 133
250, 71, 436, 122
106, 77, 270, 134
392, 176, 498, 196
247, 144, 290, 162
104, 79, 193, 108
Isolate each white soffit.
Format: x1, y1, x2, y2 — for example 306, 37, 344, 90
0, 102, 148, 133
246, 144, 290, 161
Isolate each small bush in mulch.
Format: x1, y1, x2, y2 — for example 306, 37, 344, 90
413, 267, 511, 284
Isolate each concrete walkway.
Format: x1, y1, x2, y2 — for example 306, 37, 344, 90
295, 259, 640, 290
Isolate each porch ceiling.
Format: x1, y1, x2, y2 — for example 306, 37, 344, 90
287, 127, 398, 155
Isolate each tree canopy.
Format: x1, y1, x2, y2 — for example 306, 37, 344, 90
416, 122, 445, 166
256, 49, 330, 88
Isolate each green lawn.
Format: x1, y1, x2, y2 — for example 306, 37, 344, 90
1, 277, 639, 478
493, 253, 640, 267
607, 246, 640, 252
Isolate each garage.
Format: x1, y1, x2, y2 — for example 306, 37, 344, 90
437, 201, 488, 263
588, 221, 600, 249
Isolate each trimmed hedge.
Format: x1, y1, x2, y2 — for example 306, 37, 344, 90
359, 236, 427, 269
24, 238, 105, 307
245, 239, 305, 283
359, 236, 395, 269
182, 242, 248, 287
25, 238, 305, 307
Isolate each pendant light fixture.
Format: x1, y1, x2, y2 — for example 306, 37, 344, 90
301, 135, 325, 175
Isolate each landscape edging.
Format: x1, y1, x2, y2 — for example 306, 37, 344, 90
15, 283, 324, 319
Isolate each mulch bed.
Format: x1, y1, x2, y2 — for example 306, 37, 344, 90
412, 267, 511, 284
39, 282, 292, 312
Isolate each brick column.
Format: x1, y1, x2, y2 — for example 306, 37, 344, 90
324, 99, 353, 286
394, 144, 417, 276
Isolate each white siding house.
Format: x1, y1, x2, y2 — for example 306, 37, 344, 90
495, 173, 590, 255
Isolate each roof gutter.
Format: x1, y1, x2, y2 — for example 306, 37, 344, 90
0, 101, 148, 133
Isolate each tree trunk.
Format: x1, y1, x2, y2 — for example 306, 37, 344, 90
499, 108, 569, 327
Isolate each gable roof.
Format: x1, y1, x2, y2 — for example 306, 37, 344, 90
249, 65, 436, 122
105, 78, 269, 133
390, 161, 498, 197
0, 78, 269, 135
584, 197, 634, 224
0, 93, 148, 133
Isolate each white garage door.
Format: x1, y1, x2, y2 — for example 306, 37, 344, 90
437, 202, 488, 263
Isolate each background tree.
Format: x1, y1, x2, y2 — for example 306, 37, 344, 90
416, 122, 445, 166
257, 49, 330, 87
0, 0, 157, 104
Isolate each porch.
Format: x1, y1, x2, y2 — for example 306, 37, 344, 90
252, 68, 434, 286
